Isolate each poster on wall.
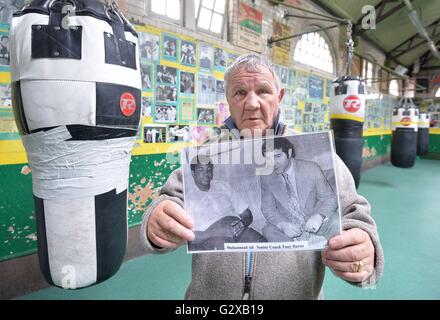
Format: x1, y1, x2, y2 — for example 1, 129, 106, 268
141, 63, 153, 92
199, 42, 214, 73
139, 32, 160, 63
180, 71, 195, 94
180, 97, 196, 124
0, 30, 10, 67
214, 47, 228, 72
272, 21, 292, 66
308, 76, 324, 100
162, 33, 179, 63
180, 40, 197, 67
237, 1, 263, 52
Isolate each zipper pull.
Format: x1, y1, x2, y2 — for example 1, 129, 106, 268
242, 275, 252, 300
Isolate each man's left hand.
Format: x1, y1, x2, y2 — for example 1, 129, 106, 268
322, 228, 375, 283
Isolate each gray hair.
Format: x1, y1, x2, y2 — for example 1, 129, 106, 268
224, 53, 281, 96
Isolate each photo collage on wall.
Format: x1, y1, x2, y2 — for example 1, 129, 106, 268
137, 26, 241, 147
275, 65, 332, 133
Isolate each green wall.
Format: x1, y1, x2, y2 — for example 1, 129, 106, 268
429, 134, 440, 153
0, 135, 392, 262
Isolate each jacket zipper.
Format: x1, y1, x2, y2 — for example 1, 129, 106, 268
242, 251, 254, 300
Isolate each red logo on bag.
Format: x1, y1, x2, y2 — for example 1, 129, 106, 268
120, 92, 137, 117
401, 117, 411, 126
343, 95, 361, 113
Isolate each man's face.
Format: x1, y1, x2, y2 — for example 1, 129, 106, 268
266, 148, 290, 175
226, 66, 284, 135
192, 164, 213, 189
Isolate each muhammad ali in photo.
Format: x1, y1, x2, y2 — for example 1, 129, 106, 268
181, 132, 342, 253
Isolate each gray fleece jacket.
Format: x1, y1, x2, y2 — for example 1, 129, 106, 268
140, 123, 384, 300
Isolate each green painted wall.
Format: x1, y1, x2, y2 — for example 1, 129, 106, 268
0, 135, 392, 262
429, 134, 440, 153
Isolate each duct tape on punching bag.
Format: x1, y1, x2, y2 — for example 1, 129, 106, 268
10, 0, 142, 289
330, 76, 365, 189
391, 101, 418, 168
417, 113, 430, 156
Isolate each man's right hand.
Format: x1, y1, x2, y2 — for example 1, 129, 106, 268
277, 221, 302, 238
147, 200, 195, 249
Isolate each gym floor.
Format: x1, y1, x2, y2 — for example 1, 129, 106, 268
16, 158, 440, 300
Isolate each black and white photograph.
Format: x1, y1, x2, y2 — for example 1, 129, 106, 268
156, 65, 177, 85
197, 107, 215, 125
0, 32, 9, 66
154, 104, 177, 123
180, 71, 195, 94
182, 132, 341, 253
141, 63, 152, 91
198, 42, 213, 71
156, 85, 178, 102
214, 47, 227, 71
162, 33, 178, 62
216, 80, 225, 102
180, 40, 196, 67
168, 125, 189, 142
198, 74, 216, 106
139, 32, 160, 62
141, 96, 153, 117
143, 125, 166, 143
0, 0, 28, 25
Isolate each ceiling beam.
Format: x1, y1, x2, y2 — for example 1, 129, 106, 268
415, 38, 440, 69
392, 33, 440, 60
387, 17, 440, 57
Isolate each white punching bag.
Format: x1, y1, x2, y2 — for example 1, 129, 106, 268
10, 0, 141, 289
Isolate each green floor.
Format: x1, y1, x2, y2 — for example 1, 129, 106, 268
17, 158, 440, 300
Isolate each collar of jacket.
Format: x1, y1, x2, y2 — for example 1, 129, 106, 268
223, 111, 285, 139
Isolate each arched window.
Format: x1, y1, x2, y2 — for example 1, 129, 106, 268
293, 32, 334, 74
435, 87, 440, 97
389, 80, 399, 96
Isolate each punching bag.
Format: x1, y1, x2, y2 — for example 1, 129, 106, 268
10, 0, 141, 289
330, 76, 366, 189
391, 100, 418, 168
417, 112, 430, 156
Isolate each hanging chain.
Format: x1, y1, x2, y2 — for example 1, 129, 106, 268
346, 20, 354, 75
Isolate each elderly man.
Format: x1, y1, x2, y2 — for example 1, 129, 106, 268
141, 53, 384, 299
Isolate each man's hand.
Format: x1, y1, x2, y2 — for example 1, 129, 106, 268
322, 228, 375, 283
305, 214, 324, 233
277, 221, 302, 238
147, 200, 195, 249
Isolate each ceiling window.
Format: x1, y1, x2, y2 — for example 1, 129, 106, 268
195, 0, 226, 35
362, 60, 374, 87
151, 0, 182, 22
389, 80, 399, 96
293, 32, 334, 74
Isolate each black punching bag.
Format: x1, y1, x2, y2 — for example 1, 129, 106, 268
391, 99, 418, 168
330, 76, 366, 189
10, 0, 141, 289
417, 112, 430, 156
